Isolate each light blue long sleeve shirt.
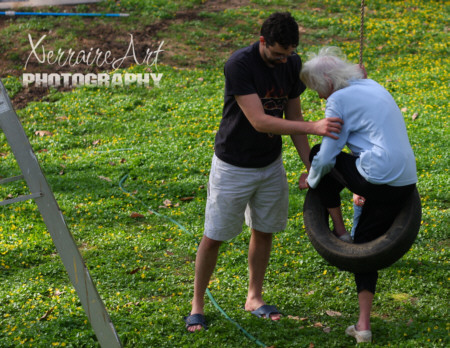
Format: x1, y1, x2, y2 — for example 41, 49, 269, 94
308, 79, 417, 189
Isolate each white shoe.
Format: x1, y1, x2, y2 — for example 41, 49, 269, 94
345, 324, 372, 343
339, 234, 353, 243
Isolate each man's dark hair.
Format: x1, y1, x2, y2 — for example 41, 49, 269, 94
260, 12, 299, 49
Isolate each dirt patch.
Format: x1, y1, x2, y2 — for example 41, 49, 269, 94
199, 0, 250, 11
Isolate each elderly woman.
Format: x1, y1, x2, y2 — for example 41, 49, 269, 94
299, 47, 417, 343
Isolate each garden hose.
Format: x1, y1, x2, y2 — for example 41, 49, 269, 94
0, 11, 129, 17
119, 174, 194, 239
118, 174, 268, 347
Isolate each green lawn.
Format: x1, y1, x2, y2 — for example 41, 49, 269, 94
0, 0, 448, 347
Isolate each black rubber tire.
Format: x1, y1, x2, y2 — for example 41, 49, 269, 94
303, 187, 422, 273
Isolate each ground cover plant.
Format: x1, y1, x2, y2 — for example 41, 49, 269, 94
0, 0, 448, 347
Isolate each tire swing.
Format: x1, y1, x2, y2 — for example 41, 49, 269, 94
302, 1, 422, 274
303, 188, 422, 273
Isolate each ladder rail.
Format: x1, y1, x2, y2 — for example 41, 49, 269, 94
0, 79, 122, 348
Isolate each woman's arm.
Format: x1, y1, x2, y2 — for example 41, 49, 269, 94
306, 99, 349, 188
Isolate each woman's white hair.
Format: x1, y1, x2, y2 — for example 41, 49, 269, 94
300, 46, 364, 96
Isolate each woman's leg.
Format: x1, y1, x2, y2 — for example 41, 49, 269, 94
345, 288, 374, 343
354, 271, 378, 329
350, 184, 415, 337
327, 206, 348, 237
309, 145, 358, 236
357, 290, 374, 331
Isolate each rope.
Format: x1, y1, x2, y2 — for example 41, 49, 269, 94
359, 0, 365, 67
118, 174, 268, 347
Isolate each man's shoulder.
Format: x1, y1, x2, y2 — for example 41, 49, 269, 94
226, 42, 258, 66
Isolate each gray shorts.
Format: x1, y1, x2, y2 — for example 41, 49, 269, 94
204, 155, 289, 241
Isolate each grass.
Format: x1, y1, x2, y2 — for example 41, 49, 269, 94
0, 0, 449, 347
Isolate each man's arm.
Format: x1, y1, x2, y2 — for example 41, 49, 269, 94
284, 97, 311, 171
235, 94, 342, 139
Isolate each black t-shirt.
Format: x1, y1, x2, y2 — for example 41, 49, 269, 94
214, 42, 306, 168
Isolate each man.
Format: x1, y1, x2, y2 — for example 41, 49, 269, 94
184, 12, 343, 332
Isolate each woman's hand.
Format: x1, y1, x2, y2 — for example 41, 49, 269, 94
353, 193, 366, 207
299, 172, 309, 190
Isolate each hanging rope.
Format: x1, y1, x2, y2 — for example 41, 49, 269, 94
359, 0, 365, 67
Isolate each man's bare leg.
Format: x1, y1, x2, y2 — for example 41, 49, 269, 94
188, 235, 222, 332
244, 229, 281, 320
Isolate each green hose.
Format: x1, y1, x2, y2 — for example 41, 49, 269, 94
118, 174, 268, 347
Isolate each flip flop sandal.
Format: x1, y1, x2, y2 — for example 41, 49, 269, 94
183, 313, 208, 331
250, 305, 281, 319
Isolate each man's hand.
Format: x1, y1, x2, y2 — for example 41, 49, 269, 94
298, 173, 309, 190
313, 117, 343, 140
